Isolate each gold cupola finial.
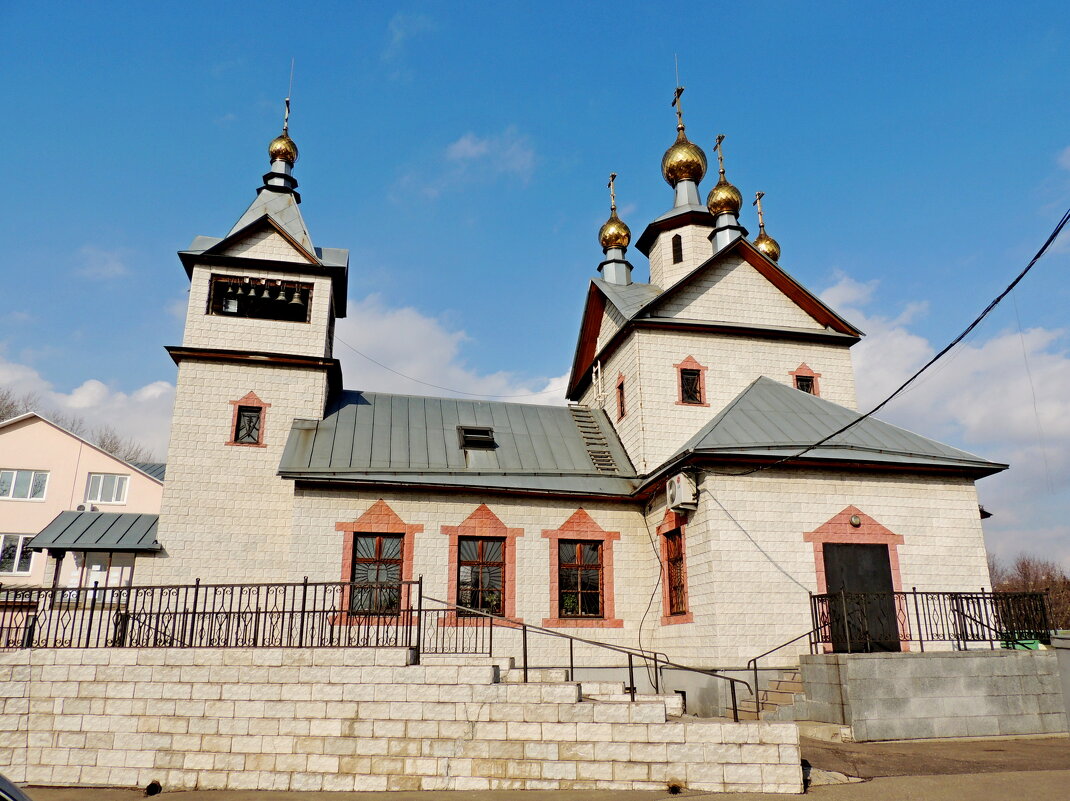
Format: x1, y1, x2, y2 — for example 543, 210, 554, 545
598, 172, 631, 251
661, 84, 707, 187
706, 134, 743, 216
752, 191, 781, 262
268, 96, 299, 165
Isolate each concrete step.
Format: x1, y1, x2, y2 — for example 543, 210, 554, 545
771, 679, 803, 693
500, 668, 571, 683
579, 681, 626, 696
759, 689, 797, 704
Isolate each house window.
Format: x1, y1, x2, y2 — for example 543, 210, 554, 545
207, 275, 312, 323
350, 534, 404, 614
458, 426, 496, 449
457, 537, 505, 615
234, 407, 262, 444
794, 375, 815, 394
789, 364, 821, 397
616, 376, 626, 420
671, 234, 683, 264
665, 530, 687, 615
680, 370, 702, 404
0, 470, 48, 500
558, 540, 603, 618
86, 474, 128, 504
0, 534, 33, 574
227, 392, 270, 447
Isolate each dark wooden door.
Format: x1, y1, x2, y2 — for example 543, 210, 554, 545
823, 543, 901, 652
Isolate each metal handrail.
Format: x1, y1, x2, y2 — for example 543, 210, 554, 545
421, 594, 751, 721
745, 626, 822, 710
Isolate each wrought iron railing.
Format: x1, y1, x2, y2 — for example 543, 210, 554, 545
810, 589, 1052, 653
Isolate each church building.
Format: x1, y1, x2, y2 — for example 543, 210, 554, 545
141, 94, 1005, 670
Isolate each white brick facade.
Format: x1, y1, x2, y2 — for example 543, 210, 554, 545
647, 223, 715, 288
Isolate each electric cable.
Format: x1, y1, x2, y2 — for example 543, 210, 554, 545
707, 205, 1070, 477
333, 334, 567, 399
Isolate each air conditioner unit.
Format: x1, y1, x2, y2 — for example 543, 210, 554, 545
666, 473, 697, 512
76, 502, 97, 512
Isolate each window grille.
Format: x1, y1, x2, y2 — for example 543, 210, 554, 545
350, 534, 404, 614
795, 375, 816, 394
558, 540, 603, 618
234, 407, 262, 444
457, 537, 505, 615
680, 369, 703, 404
665, 530, 687, 615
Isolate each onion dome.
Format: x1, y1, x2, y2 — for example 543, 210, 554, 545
707, 174, 742, 216
753, 227, 781, 262
662, 127, 707, 187
599, 209, 631, 251
268, 132, 299, 164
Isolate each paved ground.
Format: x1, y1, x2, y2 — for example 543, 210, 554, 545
21, 735, 1070, 800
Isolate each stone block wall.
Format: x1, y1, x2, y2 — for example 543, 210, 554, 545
791, 651, 1068, 741
0, 647, 802, 793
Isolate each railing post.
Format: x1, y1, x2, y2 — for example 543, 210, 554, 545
652, 654, 660, 695
298, 577, 309, 647
187, 579, 201, 647
753, 662, 759, 706
627, 653, 636, 702
84, 582, 100, 649
415, 577, 424, 660
730, 680, 739, 723
841, 591, 852, 654
911, 588, 924, 652
522, 624, 529, 684
568, 638, 574, 681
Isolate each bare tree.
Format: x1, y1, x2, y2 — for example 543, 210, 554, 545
989, 553, 1070, 630
0, 385, 156, 462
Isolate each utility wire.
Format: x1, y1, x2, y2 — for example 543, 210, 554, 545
333, 334, 567, 399
709, 205, 1070, 478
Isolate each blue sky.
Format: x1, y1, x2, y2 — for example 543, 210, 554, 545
2, 1, 1069, 565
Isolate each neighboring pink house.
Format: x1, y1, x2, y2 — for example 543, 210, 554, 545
0, 413, 163, 589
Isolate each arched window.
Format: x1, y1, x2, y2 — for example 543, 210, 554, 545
671, 234, 683, 264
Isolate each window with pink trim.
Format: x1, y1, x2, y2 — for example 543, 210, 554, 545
657, 509, 693, 624
335, 500, 421, 622
789, 363, 822, 396
442, 504, 523, 625
226, 392, 270, 447
542, 509, 622, 628
675, 356, 709, 407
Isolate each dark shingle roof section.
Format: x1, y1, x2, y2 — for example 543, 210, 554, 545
279, 391, 637, 496
593, 279, 663, 321
28, 512, 161, 553
129, 462, 166, 481
668, 377, 1006, 476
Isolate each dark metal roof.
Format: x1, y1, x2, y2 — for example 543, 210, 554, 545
129, 462, 166, 481
593, 279, 663, 321
666, 377, 1006, 476
28, 512, 161, 553
279, 391, 638, 496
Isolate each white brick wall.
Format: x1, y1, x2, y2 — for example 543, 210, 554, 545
219, 229, 306, 262
647, 224, 716, 289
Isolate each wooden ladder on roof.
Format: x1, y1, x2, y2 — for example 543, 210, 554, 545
569, 406, 618, 473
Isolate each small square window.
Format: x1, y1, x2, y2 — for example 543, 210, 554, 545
680, 369, 703, 405
458, 426, 496, 449
234, 406, 262, 444
795, 375, 815, 394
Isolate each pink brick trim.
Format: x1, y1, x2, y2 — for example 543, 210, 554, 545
804, 506, 909, 651
441, 504, 524, 627
335, 500, 422, 625
789, 363, 822, 396
674, 355, 709, 407
226, 391, 270, 448
542, 509, 623, 628
656, 510, 693, 625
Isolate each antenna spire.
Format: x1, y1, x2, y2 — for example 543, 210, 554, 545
284, 58, 295, 134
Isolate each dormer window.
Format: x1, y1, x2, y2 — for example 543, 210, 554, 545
789, 364, 821, 397
208, 275, 312, 323
458, 426, 496, 449
671, 234, 683, 264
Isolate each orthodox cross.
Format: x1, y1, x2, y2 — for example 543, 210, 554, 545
672, 85, 685, 128
608, 172, 618, 212
753, 191, 767, 229
714, 134, 726, 176
283, 96, 291, 135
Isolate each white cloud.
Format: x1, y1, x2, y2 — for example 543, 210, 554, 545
403, 127, 536, 199
1058, 145, 1070, 171
333, 295, 567, 403
821, 277, 1070, 568
0, 352, 175, 459
381, 12, 435, 80
76, 245, 129, 279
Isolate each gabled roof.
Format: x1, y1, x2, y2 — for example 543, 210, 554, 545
29, 511, 161, 553
279, 391, 638, 497
230, 184, 315, 256
0, 413, 165, 484
660, 376, 1006, 477
567, 237, 863, 399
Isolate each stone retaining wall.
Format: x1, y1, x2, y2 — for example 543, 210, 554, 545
0, 647, 802, 793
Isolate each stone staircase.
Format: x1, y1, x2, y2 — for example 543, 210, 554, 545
732, 667, 804, 721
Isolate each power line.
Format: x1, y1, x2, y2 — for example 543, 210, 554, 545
333, 334, 568, 399
709, 205, 1070, 478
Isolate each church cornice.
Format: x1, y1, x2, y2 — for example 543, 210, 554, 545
166, 346, 342, 397
635, 209, 718, 256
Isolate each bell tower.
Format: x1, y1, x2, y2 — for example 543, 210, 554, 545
144, 104, 349, 584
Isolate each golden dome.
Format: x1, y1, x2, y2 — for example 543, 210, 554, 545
268, 132, 299, 164
661, 128, 707, 186
599, 209, 631, 251
707, 174, 742, 216
753, 229, 781, 262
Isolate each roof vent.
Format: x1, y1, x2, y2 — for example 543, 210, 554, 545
458, 425, 496, 449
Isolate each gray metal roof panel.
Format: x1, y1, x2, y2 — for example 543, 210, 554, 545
670, 377, 1005, 473
279, 391, 637, 492
128, 462, 166, 481
228, 190, 315, 255
28, 512, 161, 553
593, 279, 664, 321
